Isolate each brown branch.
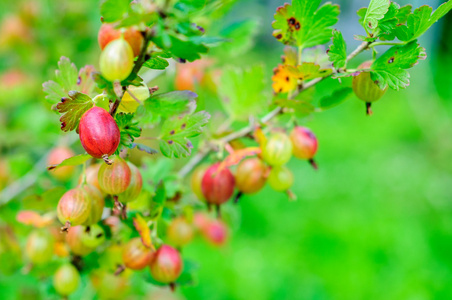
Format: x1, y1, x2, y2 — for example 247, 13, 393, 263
177, 42, 371, 178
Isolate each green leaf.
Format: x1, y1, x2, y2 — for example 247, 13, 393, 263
218, 65, 269, 121
22, 187, 66, 211
143, 57, 169, 70
152, 33, 208, 62
100, 0, 130, 23
56, 91, 94, 132
159, 111, 210, 158
130, 143, 158, 155
371, 40, 426, 90
296, 63, 332, 80
272, 0, 340, 48
319, 87, 353, 109
149, 181, 166, 220
115, 113, 142, 151
42, 57, 78, 104
362, 0, 390, 32
138, 91, 197, 124
47, 154, 92, 171
218, 19, 259, 57
395, 2, 452, 42
328, 30, 347, 69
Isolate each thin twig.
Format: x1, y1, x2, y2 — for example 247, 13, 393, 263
177, 42, 371, 178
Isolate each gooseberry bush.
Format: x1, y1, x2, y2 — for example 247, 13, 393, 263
2, 0, 451, 298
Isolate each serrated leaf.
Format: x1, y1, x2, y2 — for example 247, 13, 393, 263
115, 113, 142, 152
272, 64, 299, 93
395, 2, 452, 42
100, 0, 130, 23
219, 65, 269, 120
272, 0, 339, 48
47, 154, 91, 171
130, 143, 158, 155
56, 91, 94, 132
159, 111, 210, 158
363, 0, 390, 32
78, 65, 96, 95
133, 214, 153, 249
152, 33, 208, 62
371, 40, 426, 90
138, 91, 197, 124
328, 30, 347, 69
143, 57, 169, 70
296, 62, 332, 80
42, 57, 78, 104
319, 87, 352, 109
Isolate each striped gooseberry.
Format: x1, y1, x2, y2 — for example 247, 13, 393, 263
53, 263, 80, 296
149, 245, 183, 284
122, 237, 154, 270
57, 187, 92, 231
261, 131, 293, 166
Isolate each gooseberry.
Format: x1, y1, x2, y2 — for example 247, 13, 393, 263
53, 263, 80, 296
267, 166, 294, 192
290, 126, 318, 169
201, 163, 235, 205
261, 132, 292, 166
57, 187, 92, 230
352, 60, 388, 115
99, 36, 134, 82
65, 225, 94, 256
25, 229, 54, 264
122, 237, 154, 270
202, 219, 228, 247
79, 107, 120, 160
235, 158, 267, 194
117, 162, 142, 203
98, 23, 143, 57
98, 156, 131, 195
81, 183, 105, 225
149, 245, 183, 284
167, 217, 194, 247
190, 164, 208, 201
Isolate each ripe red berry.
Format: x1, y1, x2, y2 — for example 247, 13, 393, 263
57, 187, 92, 230
100, 37, 134, 82
290, 126, 318, 169
98, 156, 132, 195
25, 229, 55, 264
98, 23, 143, 57
261, 131, 293, 166
47, 146, 75, 180
235, 158, 267, 194
65, 226, 94, 256
53, 264, 80, 296
79, 107, 120, 159
167, 217, 194, 247
202, 219, 228, 247
201, 163, 235, 205
122, 237, 154, 270
149, 245, 183, 284
352, 60, 388, 115
81, 184, 105, 225
117, 162, 142, 203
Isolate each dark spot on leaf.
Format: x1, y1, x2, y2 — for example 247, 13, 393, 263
77, 76, 81, 85
388, 57, 394, 64
177, 58, 186, 63
276, 33, 282, 39
288, 17, 296, 26
181, 123, 186, 129
285, 76, 290, 82
168, 140, 173, 144
196, 25, 205, 33
170, 130, 175, 135
279, 88, 283, 93
326, 49, 330, 54
295, 22, 300, 30
187, 141, 193, 148
368, 21, 372, 28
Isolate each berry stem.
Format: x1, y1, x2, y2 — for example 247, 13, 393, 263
234, 191, 243, 204
216, 204, 221, 219
102, 154, 113, 165
309, 159, 318, 170
366, 102, 373, 116
61, 221, 71, 233
169, 282, 176, 292
114, 264, 126, 276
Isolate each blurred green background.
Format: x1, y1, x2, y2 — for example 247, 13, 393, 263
1, 0, 452, 299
